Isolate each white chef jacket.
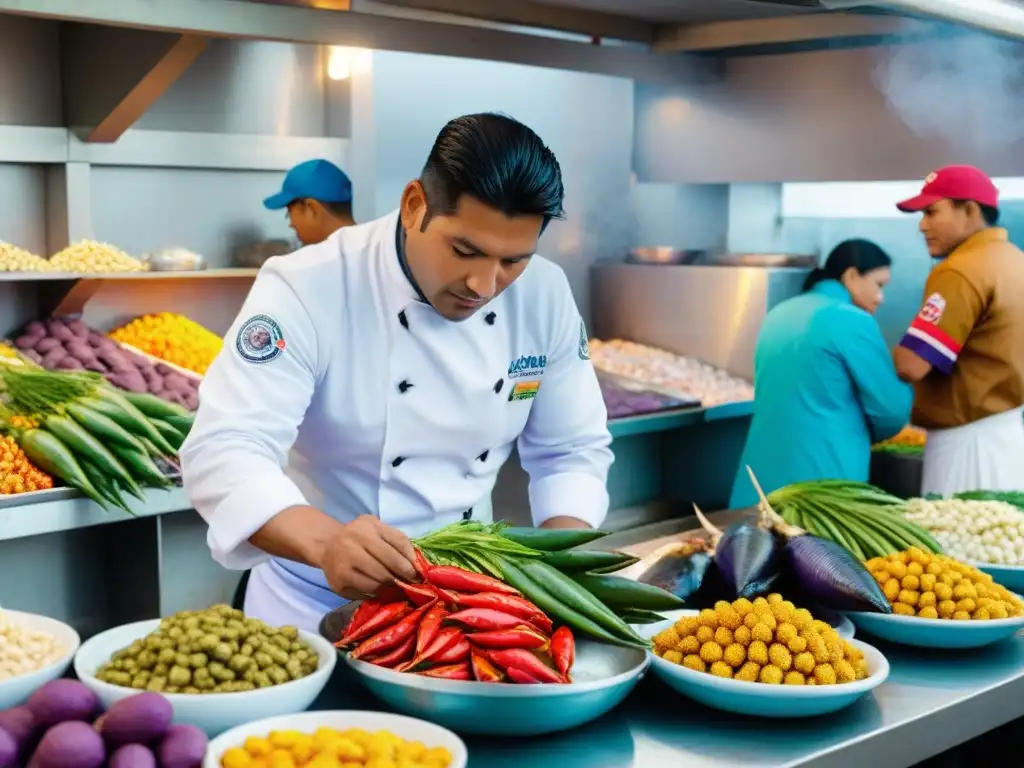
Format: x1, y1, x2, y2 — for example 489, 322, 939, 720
180, 210, 613, 629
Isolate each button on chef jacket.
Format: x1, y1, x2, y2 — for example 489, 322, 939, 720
180, 210, 614, 629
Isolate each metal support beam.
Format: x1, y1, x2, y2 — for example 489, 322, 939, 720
655, 12, 945, 54
87, 35, 209, 143
369, 0, 654, 43
0, 0, 719, 86
60, 24, 210, 143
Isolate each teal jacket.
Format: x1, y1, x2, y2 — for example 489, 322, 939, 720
729, 280, 912, 509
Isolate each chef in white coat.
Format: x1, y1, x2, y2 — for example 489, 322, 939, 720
181, 113, 614, 631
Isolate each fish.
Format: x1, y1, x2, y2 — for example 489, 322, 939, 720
636, 538, 714, 602
693, 505, 781, 599
745, 467, 891, 614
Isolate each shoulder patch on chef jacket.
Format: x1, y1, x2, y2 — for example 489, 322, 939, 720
508, 380, 541, 402
578, 320, 590, 361
918, 292, 946, 325
236, 314, 286, 364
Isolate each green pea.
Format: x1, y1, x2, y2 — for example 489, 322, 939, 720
168, 665, 192, 686
146, 676, 167, 692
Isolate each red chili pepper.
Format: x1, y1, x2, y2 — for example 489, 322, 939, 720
337, 600, 380, 646
505, 665, 544, 684
336, 602, 410, 647
350, 600, 436, 660
433, 637, 471, 664
429, 584, 459, 607
366, 632, 416, 668
397, 626, 463, 672
415, 602, 448, 655
396, 580, 439, 607
424, 566, 521, 595
470, 649, 505, 683
446, 608, 525, 631
550, 626, 576, 679
467, 626, 549, 650
413, 548, 432, 579
418, 662, 472, 680
451, 592, 550, 628
485, 648, 565, 684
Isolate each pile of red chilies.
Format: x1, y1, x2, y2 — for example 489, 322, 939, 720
334, 552, 575, 684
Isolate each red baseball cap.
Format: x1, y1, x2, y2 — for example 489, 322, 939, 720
896, 165, 999, 212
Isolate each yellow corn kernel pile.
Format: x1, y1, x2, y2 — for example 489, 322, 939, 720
0, 242, 53, 273
49, 240, 146, 273
653, 593, 869, 685
110, 312, 222, 375
866, 548, 1024, 620
219, 727, 454, 768
0, 434, 54, 495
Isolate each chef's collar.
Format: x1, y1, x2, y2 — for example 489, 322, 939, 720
395, 216, 429, 304
381, 210, 425, 309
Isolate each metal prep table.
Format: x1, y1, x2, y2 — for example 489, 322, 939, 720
309, 515, 1024, 768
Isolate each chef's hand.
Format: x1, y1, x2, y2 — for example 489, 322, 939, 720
320, 515, 419, 600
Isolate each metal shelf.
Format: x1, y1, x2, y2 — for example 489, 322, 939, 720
607, 400, 753, 438
0, 486, 191, 542
0, 269, 258, 282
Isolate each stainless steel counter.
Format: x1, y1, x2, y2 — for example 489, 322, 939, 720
310, 516, 1024, 767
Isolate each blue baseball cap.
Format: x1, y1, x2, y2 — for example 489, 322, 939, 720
263, 159, 352, 210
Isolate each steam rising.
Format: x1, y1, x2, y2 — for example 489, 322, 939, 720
872, 32, 1024, 150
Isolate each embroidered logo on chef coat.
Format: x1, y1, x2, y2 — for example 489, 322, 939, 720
236, 314, 286, 364
918, 293, 946, 325
507, 354, 547, 379
578, 320, 590, 361
508, 380, 541, 402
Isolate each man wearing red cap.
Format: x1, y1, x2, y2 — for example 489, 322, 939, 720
892, 165, 1024, 495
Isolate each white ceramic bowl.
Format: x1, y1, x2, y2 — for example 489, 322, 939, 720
74, 619, 336, 736
202, 710, 467, 768
0, 610, 80, 710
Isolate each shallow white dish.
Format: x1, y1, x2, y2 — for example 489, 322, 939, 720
202, 710, 467, 768
639, 618, 888, 718
74, 619, 336, 736
0, 610, 80, 710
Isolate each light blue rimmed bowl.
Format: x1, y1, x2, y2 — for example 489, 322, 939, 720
974, 563, 1024, 594
845, 609, 1024, 649
320, 604, 649, 736
639, 617, 888, 718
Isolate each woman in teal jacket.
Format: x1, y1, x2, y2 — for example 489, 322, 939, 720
729, 239, 912, 509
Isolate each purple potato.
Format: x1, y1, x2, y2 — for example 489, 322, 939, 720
97, 350, 133, 373
56, 357, 83, 371
63, 340, 94, 360
34, 338, 61, 354
154, 364, 174, 377
23, 321, 45, 338
14, 335, 39, 350
65, 319, 90, 338
146, 378, 165, 395
40, 348, 67, 369
156, 724, 206, 768
183, 392, 198, 411
83, 360, 108, 374
108, 372, 148, 393
30, 722, 104, 768
0, 727, 15, 768
26, 681, 99, 728
46, 323, 74, 344
97, 693, 172, 748
109, 744, 156, 768
162, 391, 187, 406
0, 708, 37, 751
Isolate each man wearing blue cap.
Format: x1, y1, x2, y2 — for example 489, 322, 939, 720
264, 159, 355, 246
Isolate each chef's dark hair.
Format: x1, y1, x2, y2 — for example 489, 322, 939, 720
419, 113, 565, 232
803, 239, 892, 292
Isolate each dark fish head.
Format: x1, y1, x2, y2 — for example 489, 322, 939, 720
714, 523, 782, 598
786, 535, 892, 614
638, 540, 714, 601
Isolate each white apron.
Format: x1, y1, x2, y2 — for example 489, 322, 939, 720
921, 407, 1024, 496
